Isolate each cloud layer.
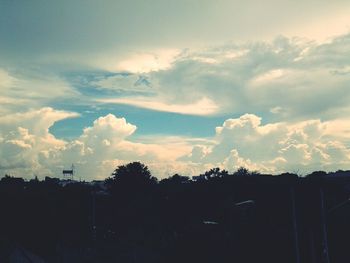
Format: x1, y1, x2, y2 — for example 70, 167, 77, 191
1, 0, 349, 64
1, 29, 350, 178
1, 108, 349, 180
94, 33, 350, 122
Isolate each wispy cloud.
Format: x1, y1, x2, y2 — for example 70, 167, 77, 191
112, 49, 180, 73
98, 97, 219, 116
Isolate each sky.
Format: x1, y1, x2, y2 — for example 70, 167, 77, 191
1, 0, 350, 180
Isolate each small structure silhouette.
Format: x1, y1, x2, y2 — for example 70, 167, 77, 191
62, 164, 75, 180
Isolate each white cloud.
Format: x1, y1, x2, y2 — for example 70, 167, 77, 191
184, 114, 350, 174
0, 68, 79, 115
0, 109, 194, 179
59, 114, 196, 179
2, 33, 350, 178
270, 106, 284, 114
99, 96, 219, 116
0, 69, 16, 88
103, 49, 181, 73
324, 119, 350, 139
78, 33, 350, 123
251, 69, 285, 85
0, 107, 79, 136
0, 108, 349, 179
0, 108, 79, 176
223, 149, 263, 172
81, 114, 136, 144
144, 34, 350, 120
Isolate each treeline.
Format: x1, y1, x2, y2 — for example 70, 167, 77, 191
1, 162, 350, 263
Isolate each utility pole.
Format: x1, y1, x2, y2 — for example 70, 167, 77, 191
320, 188, 330, 263
290, 187, 301, 263
309, 229, 316, 263
92, 191, 97, 241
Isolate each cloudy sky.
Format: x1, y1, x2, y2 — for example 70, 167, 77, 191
1, 0, 350, 180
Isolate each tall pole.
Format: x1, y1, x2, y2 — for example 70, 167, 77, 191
92, 191, 96, 241
71, 164, 75, 181
309, 229, 316, 263
320, 188, 330, 263
291, 187, 300, 263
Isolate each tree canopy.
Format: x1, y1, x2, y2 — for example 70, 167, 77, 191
109, 161, 157, 186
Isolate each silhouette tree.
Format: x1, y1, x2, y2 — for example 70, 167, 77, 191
235, 167, 250, 176
106, 162, 158, 195
110, 162, 157, 184
203, 167, 228, 180
160, 174, 190, 185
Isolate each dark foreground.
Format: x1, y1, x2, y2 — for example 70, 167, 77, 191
1, 164, 350, 263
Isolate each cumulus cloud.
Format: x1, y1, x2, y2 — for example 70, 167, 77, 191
0, 108, 79, 176
184, 114, 350, 174
0, 107, 349, 179
0, 107, 79, 136
0, 109, 193, 179
92, 33, 350, 120
61, 114, 194, 179
81, 114, 136, 144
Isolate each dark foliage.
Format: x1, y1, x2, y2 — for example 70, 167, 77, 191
1, 164, 350, 262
